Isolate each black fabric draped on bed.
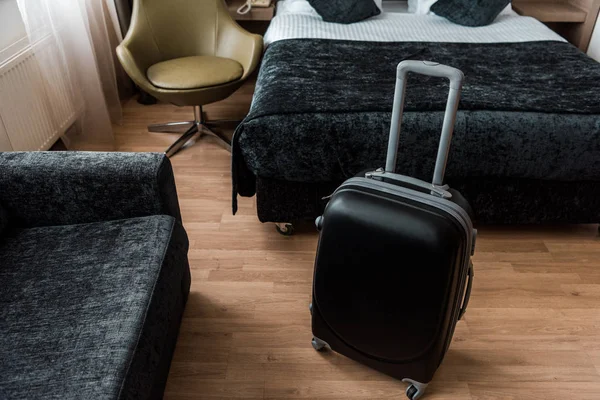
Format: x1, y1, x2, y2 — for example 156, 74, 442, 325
232, 39, 600, 215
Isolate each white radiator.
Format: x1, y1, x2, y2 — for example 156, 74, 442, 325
0, 35, 80, 151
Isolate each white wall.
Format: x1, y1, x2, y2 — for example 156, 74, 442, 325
0, 0, 27, 63
588, 13, 600, 61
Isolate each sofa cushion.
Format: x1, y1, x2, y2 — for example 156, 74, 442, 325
0, 215, 189, 399
0, 203, 7, 236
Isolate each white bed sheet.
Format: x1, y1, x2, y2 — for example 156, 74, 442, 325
265, 1, 565, 46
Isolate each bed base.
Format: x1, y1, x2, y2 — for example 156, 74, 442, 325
254, 176, 600, 226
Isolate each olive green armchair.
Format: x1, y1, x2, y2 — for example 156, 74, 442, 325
116, 0, 263, 157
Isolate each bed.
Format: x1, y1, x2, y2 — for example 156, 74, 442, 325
232, 1, 600, 226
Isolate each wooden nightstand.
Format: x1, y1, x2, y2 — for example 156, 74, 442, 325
226, 0, 276, 35
226, 0, 276, 21
513, 0, 600, 51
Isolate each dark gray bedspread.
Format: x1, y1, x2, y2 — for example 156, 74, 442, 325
232, 39, 600, 205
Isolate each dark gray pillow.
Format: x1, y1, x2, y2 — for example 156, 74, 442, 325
431, 0, 510, 27
308, 0, 381, 24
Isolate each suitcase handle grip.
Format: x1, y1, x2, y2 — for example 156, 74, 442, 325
385, 60, 464, 186
396, 61, 464, 89
458, 260, 474, 320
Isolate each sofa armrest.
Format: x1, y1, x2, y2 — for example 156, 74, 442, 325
0, 152, 182, 228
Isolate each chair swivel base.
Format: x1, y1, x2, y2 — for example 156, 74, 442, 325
147, 106, 234, 158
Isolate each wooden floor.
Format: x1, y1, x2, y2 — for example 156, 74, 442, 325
115, 86, 600, 399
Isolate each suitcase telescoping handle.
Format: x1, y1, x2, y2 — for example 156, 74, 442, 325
385, 60, 464, 187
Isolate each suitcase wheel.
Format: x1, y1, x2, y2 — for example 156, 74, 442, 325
402, 379, 429, 400
311, 337, 327, 352
275, 222, 294, 236
406, 385, 419, 400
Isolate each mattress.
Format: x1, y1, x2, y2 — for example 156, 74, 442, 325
265, 2, 565, 45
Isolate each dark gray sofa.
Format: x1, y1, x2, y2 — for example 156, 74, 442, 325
0, 152, 191, 400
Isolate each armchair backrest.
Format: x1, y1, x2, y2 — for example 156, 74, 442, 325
124, 0, 235, 69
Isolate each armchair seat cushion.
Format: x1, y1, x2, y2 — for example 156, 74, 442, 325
147, 55, 244, 89
0, 215, 190, 399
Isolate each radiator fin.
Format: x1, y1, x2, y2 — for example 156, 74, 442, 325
0, 36, 79, 151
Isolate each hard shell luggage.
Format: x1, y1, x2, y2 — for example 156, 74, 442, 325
310, 60, 476, 400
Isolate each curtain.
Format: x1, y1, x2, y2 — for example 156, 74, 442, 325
16, 0, 122, 150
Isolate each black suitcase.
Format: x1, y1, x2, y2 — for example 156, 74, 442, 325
310, 60, 476, 400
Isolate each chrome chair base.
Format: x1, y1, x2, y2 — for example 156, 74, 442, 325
148, 105, 234, 158
162, 123, 231, 158
148, 121, 195, 134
